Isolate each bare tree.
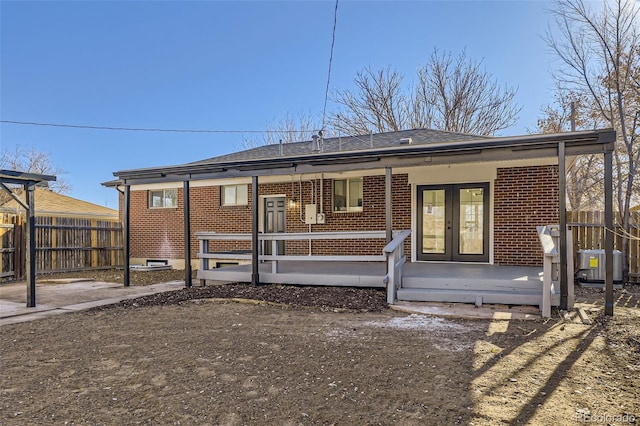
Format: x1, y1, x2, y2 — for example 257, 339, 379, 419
329, 66, 410, 135
0, 146, 70, 196
545, 0, 640, 259
329, 49, 521, 136
239, 112, 321, 150
415, 49, 521, 135
535, 87, 606, 210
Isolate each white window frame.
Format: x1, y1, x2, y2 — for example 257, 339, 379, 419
221, 184, 248, 206
332, 178, 363, 213
149, 188, 178, 208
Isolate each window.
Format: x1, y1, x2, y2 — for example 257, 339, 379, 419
149, 189, 178, 208
332, 178, 363, 212
221, 184, 248, 206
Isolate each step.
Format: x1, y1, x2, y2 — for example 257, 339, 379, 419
402, 276, 542, 292
396, 288, 560, 307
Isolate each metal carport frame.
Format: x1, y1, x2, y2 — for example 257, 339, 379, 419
0, 170, 57, 307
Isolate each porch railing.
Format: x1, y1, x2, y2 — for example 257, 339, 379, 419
537, 224, 574, 318
383, 230, 411, 304
197, 230, 388, 269
196, 230, 411, 302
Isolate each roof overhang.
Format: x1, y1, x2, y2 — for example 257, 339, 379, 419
0, 170, 57, 212
104, 129, 616, 187
0, 170, 57, 186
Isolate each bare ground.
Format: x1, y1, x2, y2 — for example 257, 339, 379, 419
1, 270, 638, 425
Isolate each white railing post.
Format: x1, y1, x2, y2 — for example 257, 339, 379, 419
382, 230, 410, 305
537, 225, 558, 318
199, 238, 209, 271
271, 240, 278, 274
387, 250, 397, 304
542, 254, 552, 318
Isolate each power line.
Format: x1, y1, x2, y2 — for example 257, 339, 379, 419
321, 0, 339, 132
0, 120, 314, 134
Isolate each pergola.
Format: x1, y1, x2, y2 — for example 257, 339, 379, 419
110, 129, 618, 315
0, 169, 57, 307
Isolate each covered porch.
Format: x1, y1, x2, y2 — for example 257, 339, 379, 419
196, 230, 560, 314
198, 259, 555, 309
112, 128, 617, 316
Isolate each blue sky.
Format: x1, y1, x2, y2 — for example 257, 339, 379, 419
1, 0, 562, 209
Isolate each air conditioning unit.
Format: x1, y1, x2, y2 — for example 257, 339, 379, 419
576, 249, 623, 286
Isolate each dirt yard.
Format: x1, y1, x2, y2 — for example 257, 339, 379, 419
1, 270, 638, 425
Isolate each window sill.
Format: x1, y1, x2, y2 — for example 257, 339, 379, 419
221, 204, 249, 209
331, 210, 363, 216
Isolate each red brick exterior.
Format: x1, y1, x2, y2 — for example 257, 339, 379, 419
121, 174, 412, 263
121, 165, 559, 268
493, 165, 560, 266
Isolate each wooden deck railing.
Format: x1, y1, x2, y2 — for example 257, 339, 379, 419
537, 224, 575, 318
383, 230, 411, 304
197, 230, 388, 269
196, 230, 411, 302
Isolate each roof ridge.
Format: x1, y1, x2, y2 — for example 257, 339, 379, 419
192, 128, 489, 165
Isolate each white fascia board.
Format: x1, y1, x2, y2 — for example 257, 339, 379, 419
401, 157, 557, 185
126, 158, 559, 192
128, 178, 253, 192
404, 163, 497, 185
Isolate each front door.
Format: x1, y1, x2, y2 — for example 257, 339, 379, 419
264, 197, 286, 255
417, 183, 489, 262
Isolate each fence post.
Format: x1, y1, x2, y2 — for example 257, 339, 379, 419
110, 222, 117, 268
91, 218, 98, 268
51, 217, 57, 272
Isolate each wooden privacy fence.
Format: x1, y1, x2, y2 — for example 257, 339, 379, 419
567, 211, 640, 283
0, 213, 23, 281
0, 213, 124, 280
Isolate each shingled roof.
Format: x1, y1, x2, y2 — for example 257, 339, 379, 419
1, 187, 118, 219
107, 128, 616, 187
189, 128, 490, 165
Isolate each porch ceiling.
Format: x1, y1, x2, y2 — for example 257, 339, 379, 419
105, 129, 615, 186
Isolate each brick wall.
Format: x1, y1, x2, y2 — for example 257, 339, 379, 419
493, 165, 560, 266
123, 174, 412, 263
296, 174, 412, 256
123, 165, 560, 268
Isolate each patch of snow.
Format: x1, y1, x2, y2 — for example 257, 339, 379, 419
363, 314, 467, 331
362, 314, 479, 352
